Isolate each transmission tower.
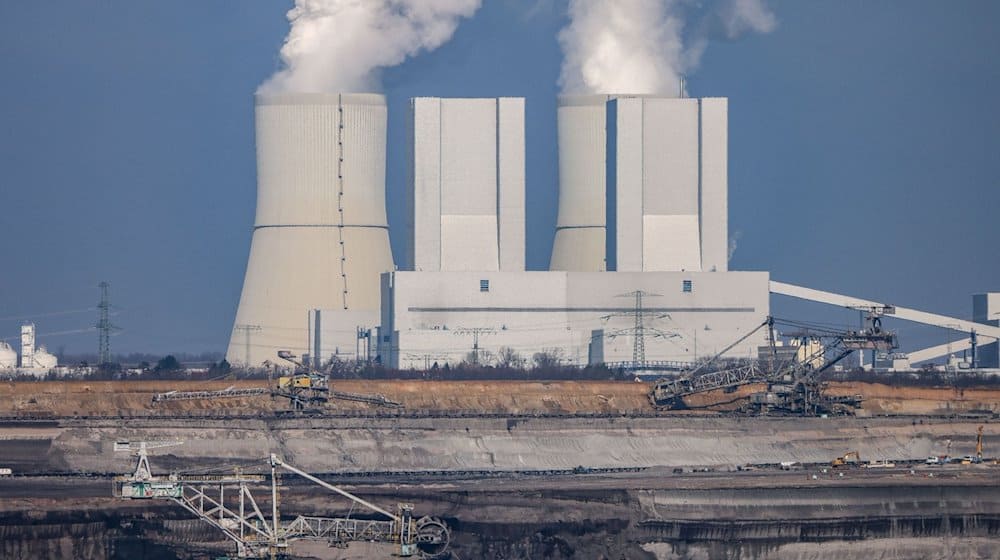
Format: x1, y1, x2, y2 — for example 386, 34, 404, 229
453, 327, 496, 365
234, 324, 262, 367
602, 290, 676, 369
96, 282, 120, 365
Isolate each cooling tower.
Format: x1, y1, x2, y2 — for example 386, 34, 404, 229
550, 95, 613, 272
227, 93, 394, 366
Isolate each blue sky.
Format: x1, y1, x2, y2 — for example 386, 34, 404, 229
0, 1, 997, 356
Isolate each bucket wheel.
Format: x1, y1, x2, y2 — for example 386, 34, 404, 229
415, 516, 450, 558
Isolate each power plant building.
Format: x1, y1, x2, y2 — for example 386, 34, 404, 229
551, 95, 728, 273
408, 97, 525, 272
379, 94, 768, 369
228, 92, 770, 371
18, 323, 56, 371
380, 270, 769, 369
228, 93, 394, 366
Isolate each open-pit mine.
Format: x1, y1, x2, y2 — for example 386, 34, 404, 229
0, 379, 997, 560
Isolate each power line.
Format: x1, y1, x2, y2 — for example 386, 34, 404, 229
0, 308, 95, 322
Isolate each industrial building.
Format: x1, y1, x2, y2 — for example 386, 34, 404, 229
549, 95, 728, 273
12, 323, 57, 373
408, 97, 525, 272
227, 93, 394, 366
227, 92, 998, 371
379, 94, 768, 369
229, 92, 769, 368
380, 270, 769, 369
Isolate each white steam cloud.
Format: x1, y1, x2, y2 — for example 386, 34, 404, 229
558, 0, 777, 95
260, 0, 482, 94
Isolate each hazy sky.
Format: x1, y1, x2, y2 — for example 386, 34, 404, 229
0, 1, 997, 357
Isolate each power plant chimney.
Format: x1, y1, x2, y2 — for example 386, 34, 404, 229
228, 93, 394, 366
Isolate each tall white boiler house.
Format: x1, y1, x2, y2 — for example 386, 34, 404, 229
550, 95, 728, 273
228, 93, 394, 366
407, 97, 525, 272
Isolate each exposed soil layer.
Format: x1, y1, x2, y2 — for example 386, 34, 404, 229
1, 379, 997, 417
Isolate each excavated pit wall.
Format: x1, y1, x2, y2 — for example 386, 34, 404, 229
2, 380, 998, 559
1, 479, 998, 560
1, 416, 996, 474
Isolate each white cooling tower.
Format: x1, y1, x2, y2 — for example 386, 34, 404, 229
550, 95, 728, 273
227, 93, 394, 366
550, 95, 613, 272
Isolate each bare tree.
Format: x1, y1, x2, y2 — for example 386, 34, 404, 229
496, 346, 525, 370
532, 347, 564, 370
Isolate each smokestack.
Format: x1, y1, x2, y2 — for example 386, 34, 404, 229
228, 93, 394, 366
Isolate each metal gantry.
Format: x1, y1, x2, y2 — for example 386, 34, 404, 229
113, 443, 449, 559
151, 387, 268, 404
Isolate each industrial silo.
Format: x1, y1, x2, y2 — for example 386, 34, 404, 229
227, 93, 394, 366
32, 346, 57, 369
549, 95, 614, 271
0, 341, 16, 369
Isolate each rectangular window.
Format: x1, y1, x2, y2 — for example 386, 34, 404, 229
682, 280, 693, 293
480, 279, 490, 292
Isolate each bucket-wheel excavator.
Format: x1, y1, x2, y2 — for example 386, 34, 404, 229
651, 315, 897, 415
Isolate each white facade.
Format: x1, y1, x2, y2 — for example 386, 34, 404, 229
380, 270, 769, 369
409, 97, 525, 272
551, 95, 728, 273
16, 324, 56, 371
20, 324, 34, 368
973, 292, 1000, 368
228, 93, 395, 366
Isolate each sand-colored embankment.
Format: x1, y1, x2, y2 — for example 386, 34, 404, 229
0, 379, 654, 416
0, 379, 997, 417
826, 382, 1000, 415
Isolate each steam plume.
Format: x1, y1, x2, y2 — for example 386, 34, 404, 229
260, 0, 482, 94
558, 0, 777, 95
